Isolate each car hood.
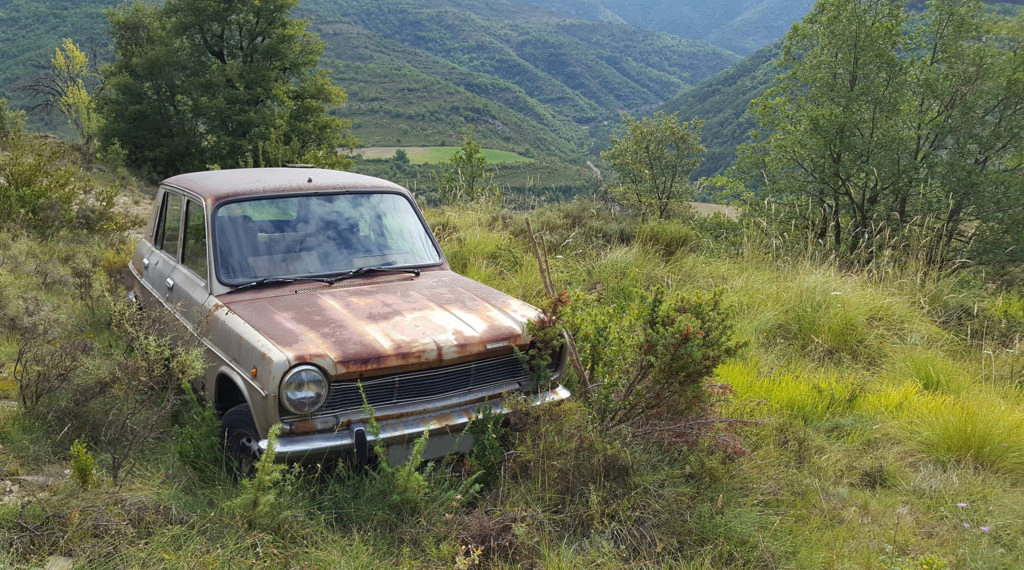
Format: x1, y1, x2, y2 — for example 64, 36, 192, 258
220, 270, 538, 379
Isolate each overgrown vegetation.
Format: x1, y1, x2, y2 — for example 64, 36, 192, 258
2, 2, 1024, 567
4, 128, 1021, 564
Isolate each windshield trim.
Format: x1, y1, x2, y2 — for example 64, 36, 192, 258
211, 189, 445, 288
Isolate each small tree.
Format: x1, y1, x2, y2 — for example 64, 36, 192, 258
23, 39, 100, 147
601, 112, 705, 220
435, 126, 501, 204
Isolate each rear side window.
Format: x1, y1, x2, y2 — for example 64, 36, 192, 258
158, 193, 183, 257
181, 198, 207, 279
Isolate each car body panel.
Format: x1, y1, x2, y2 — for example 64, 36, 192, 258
220, 270, 537, 379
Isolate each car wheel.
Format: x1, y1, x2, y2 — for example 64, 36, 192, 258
221, 403, 260, 476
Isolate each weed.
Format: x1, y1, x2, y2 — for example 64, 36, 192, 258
574, 287, 742, 428
70, 439, 97, 490
172, 382, 223, 475
227, 424, 291, 524
466, 403, 506, 488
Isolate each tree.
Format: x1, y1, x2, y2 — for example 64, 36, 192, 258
744, 0, 1024, 268
98, 0, 357, 176
435, 126, 501, 203
601, 112, 705, 220
22, 39, 100, 147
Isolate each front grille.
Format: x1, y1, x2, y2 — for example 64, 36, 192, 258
285, 353, 528, 420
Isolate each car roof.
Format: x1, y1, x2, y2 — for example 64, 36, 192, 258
161, 167, 410, 204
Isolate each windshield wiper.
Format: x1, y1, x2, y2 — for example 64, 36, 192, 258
231, 277, 296, 291
324, 265, 421, 284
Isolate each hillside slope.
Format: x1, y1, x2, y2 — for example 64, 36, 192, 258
661, 43, 780, 177
519, 0, 811, 55
303, 0, 739, 152
0, 0, 739, 160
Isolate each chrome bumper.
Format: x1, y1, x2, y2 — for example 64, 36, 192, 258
259, 386, 571, 464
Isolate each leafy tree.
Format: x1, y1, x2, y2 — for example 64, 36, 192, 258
98, 0, 357, 176
435, 126, 501, 203
22, 39, 100, 147
744, 0, 1024, 268
601, 111, 705, 220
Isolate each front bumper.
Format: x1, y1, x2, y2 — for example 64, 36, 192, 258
259, 385, 571, 464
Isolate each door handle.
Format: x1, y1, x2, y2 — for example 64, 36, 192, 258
165, 278, 174, 290
142, 257, 150, 269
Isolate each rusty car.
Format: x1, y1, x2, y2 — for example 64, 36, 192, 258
127, 167, 569, 468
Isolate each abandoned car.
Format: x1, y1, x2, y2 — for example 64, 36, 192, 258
128, 167, 569, 467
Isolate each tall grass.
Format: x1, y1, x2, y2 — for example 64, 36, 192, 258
3, 195, 1024, 567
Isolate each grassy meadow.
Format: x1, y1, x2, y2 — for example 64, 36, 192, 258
1, 186, 1022, 568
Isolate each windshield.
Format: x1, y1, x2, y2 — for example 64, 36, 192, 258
213, 192, 441, 285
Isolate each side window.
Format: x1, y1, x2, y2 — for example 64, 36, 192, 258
154, 193, 169, 247
181, 198, 207, 279
159, 193, 183, 258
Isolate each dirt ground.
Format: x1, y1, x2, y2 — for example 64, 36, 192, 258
691, 202, 739, 219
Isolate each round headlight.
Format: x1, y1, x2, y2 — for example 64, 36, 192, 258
280, 365, 328, 414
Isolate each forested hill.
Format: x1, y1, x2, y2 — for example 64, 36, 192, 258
658, 0, 1024, 178
662, 44, 781, 178
301, 0, 741, 151
0, 0, 739, 156
515, 0, 813, 55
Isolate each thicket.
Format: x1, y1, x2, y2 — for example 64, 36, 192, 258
742, 0, 1024, 270
0, 118, 205, 490
0, 99, 125, 235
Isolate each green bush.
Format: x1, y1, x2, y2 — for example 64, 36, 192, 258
227, 424, 291, 523
0, 134, 83, 232
0, 99, 25, 140
466, 403, 507, 487
572, 287, 742, 428
173, 382, 224, 475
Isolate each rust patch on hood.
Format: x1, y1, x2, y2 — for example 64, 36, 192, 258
220, 270, 537, 379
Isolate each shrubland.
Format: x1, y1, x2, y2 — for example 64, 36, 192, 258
2, 121, 1023, 565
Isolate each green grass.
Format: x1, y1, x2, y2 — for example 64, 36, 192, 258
3, 195, 1024, 567
355, 146, 533, 164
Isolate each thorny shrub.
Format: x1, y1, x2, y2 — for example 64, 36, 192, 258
516, 290, 569, 391
570, 287, 743, 429
227, 425, 293, 526
70, 439, 97, 490
360, 388, 481, 516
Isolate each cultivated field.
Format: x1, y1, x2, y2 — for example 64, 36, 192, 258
352, 146, 533, 164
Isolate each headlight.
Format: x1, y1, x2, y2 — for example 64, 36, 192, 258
280, 365, 328, 414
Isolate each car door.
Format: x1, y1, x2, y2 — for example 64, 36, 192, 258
140, 189, 182, 307
140, 189, 210, 329
165, 196, 211, 328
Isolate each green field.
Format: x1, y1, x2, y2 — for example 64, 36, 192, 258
353, 146, 533, 164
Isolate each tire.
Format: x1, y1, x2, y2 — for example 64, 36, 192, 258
221, 403, 260, 476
